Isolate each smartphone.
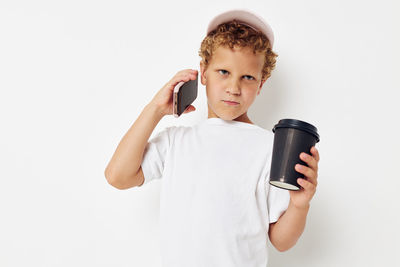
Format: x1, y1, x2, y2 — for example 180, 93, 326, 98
173, 73, 198, 117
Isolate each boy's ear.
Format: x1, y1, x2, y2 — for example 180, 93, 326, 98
200, 61, 207, 86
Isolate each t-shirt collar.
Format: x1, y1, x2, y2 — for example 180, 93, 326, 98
204, 117, 261, 130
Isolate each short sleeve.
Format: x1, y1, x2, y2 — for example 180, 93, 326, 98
267, 177, 290, 223
139, 126, 176, 186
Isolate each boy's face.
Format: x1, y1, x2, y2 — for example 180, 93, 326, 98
200, 45, 266, 123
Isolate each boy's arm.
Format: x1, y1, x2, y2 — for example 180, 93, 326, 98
268, 202, 309, 252
269, 146, 320, 252
104, 103, 164, 189
104, 69, 198, 190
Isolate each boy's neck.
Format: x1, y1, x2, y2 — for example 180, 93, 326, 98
207, 112, 254, 125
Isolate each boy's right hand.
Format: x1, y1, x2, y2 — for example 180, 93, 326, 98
149, 69, 198, 117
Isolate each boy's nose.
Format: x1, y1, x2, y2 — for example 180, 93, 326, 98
226, 81, 241, 95
226, 87, 241, 96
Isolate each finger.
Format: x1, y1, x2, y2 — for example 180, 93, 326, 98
183, 105, 196, 113
297, 178, 316, 193
178, 69, 198, 78
295, 164, 318, 186
306, 175, 318, 187
177, 73, 192, 82
169, 74, 194, 89
295, 164, 314, 178
311, 146, 320, 162
179, 73, 197, 83
300, 152, 318, 173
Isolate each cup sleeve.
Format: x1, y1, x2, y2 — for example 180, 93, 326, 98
139, 126, 176, 186
267, 177, 290, 224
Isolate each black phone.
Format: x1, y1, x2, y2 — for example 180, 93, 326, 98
173, 73, 198, 117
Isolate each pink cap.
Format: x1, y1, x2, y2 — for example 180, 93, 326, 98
206, 8, 275, 48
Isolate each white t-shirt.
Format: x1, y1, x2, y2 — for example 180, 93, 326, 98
140, 117, 290, 267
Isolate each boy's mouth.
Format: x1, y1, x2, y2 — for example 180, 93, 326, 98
222, 100, 239, 105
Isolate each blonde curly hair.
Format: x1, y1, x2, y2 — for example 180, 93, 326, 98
198, 20, 278, 81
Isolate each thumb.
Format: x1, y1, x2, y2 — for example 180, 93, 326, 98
183, 105, 196, 113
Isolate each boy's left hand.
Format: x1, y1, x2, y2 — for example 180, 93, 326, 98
290, 146, 320, 209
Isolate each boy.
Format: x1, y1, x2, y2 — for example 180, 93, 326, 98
105, 8, 320, 267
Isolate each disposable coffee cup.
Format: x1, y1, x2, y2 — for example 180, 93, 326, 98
269, 119, 320, 191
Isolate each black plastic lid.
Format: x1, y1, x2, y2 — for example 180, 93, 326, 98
273, 119, 320, 143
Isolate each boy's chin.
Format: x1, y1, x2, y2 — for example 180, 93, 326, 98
207, 103, 245, 121
211, 111, 244, 121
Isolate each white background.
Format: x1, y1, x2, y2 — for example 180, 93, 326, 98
1, 0, 399, 266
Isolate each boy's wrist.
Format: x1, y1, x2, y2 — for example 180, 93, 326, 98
289, 200, 310, 212
146, 101, 165, 120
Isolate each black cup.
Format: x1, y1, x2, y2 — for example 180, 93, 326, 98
269, 119, 320, 191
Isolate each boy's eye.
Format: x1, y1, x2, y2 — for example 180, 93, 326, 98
243, 75, 255, 80
218, 69, 228, 75
218, 70, 254, 80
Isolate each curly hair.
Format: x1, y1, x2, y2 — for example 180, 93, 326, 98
198, 20, 278, 81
